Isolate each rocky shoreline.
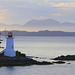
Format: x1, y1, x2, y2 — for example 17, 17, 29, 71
53, 55, 75, 60
0, 57, 53, 67
0, 50, 53, 67
0, 50, 67, 67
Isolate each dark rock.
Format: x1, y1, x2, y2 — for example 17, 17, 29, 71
0, 57, 53, 66
16, 50, 26, 57
0, 50, 53, 66
53, 55, 75, 60
67, 63, 71, 64
53, 61, 65, 64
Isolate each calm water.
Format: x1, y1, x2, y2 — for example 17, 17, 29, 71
1, 36, 75, 75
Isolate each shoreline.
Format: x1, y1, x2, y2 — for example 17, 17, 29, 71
0, 50, 67, 67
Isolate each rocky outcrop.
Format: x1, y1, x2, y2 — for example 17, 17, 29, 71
0, 50, 54, 67
52, 61, 65, 64
0, 57, 53, 67
53, 55, 75, 60
0, 50, 67, 67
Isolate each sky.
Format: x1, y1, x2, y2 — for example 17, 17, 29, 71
0, 0, 75, 25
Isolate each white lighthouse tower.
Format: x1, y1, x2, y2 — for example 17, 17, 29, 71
4, 32, 16, 57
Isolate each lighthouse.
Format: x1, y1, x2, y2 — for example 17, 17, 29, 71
4, 32, 16, 57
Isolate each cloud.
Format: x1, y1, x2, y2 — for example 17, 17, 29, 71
50, 2, 75, 7
50, 13, 63, 16
0, 9, 9, 21
0, 9, 8, 12
0, 16, 6, 20
61, 8, 71, 10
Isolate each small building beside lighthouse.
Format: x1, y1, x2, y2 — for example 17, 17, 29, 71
4, 32, 16, 57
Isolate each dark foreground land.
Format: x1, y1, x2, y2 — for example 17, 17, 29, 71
0, 50, 67, 67
53, 55, 75, 60
0, 51, 54, 67
0, 57, 53, 66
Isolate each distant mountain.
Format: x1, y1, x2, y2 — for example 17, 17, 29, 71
1, 30, 75, 36
23, 19, 75, 32
25, 19, 75, 26
25, 19, 60, 26
0, 18, 75, 32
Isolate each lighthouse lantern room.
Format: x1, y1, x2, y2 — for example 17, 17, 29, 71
4, 32, 16, 57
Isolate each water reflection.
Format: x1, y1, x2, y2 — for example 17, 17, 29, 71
6, 66, 15, 70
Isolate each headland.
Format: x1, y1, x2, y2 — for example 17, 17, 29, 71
0, 50, 54, 67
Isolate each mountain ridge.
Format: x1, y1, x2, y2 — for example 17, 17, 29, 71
25, 19, 60, 26
25, 19, 75, 26
1, 30, 75, 36
0, 18, 75, 32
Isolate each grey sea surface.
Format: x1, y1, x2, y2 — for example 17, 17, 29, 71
1, 36, 75, 75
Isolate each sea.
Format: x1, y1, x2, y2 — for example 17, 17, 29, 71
0, 36, 75, 75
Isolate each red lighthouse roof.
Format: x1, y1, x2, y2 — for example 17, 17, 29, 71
8, 32, 13, 37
